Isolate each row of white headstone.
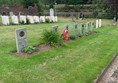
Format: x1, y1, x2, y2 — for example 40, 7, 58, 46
1, 16, 58, 25
96, 19, 102, 28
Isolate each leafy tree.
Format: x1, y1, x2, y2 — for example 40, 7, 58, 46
22, 0, 38, 8
101, 0, 118, 19
22, 0, 43, 16
37, 0, 43, 16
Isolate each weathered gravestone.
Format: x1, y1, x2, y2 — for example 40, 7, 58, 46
96, 20, 99, 28
91, 23, 95, 32
89, 22, 92, 32
11, 16, 19, 24
65, 25, 69, 30
74, 24, 78, 37
80, 23, 84, 36
112, 17, 117, 25
86, 22, 90, 33
52, 25, 58, 32
71, 13, 74, 21
15, 28, 27, 53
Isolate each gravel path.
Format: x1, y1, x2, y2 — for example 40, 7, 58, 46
96, 54, 118, 83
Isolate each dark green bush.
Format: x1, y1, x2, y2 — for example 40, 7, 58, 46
42, 30, 64, 47
45, 18, 50, 23
20, 21, 25, 25
69, 35, 76, 40
26, 18, 30, 24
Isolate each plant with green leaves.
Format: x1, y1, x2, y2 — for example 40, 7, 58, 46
45, 18, 50, 23
69, 35, 76, 40
41, 30, 64, 47
23, 46, 36, 54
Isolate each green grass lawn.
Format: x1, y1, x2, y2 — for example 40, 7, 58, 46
0, 18, 117, 83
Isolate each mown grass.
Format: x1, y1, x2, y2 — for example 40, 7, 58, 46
0, 18, 117, 83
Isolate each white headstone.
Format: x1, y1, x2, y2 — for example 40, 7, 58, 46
96, 20, 99, 28
1, 16, 10, 25
15, 28, 27, 53
40, 16, 45, 22
99, 19, 102, 27
55, 16, 58, 22
50, 8, 54, 16
19, 16, 26, 24
50, 16, 55, 22
45, 16, 51, 22
34, 16, 40, 23
27, 16, 34, 24
11, 16, 19, 24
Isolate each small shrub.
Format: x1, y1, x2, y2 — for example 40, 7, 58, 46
11, 23, 17, 25
69, 35, 76, 40
34, 22, 39, 24
23, 46, 36, 54
26, 18, 30, 24
45, 18, 50, 23
20, 21, 25, 24
41, 30, 64, 47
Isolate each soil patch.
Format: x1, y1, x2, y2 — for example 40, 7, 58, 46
15, 44, 53, 58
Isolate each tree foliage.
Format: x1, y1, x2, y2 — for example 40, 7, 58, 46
22, 0, 38, 8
